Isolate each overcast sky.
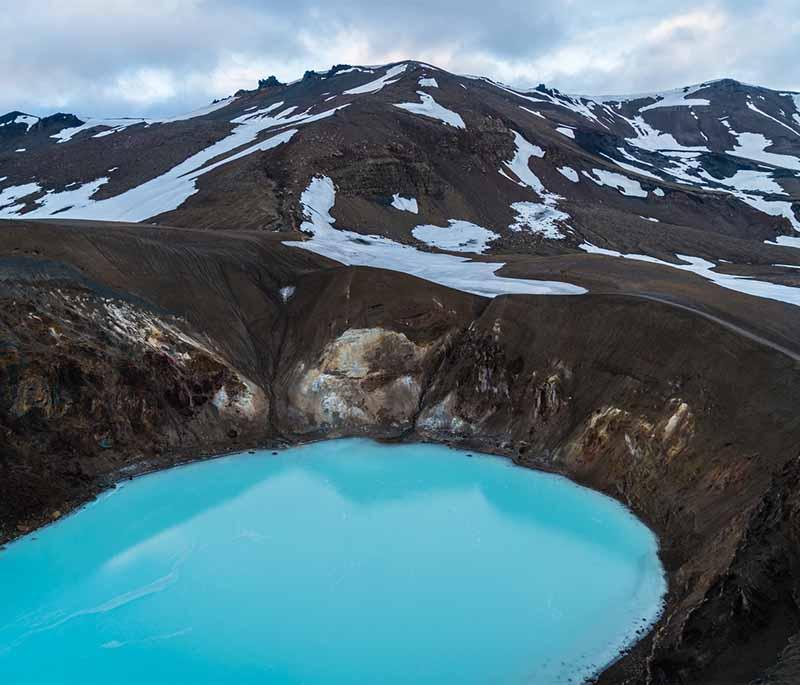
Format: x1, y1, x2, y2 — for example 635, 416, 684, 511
3, 0, 799, 118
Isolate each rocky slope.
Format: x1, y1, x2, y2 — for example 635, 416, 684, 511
2, 218, 800, 684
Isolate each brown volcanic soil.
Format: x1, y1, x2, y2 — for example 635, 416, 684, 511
498, 252, 800, 360
2, 218, 800, 685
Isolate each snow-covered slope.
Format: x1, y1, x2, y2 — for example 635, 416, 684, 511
2, 61, 800, 305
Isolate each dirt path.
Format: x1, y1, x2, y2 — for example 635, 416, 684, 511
622, 291, 800, 363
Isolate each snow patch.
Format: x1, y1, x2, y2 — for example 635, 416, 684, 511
586, 82, 712, 108
520, 106, 546, 119
738, 194, 800, 231
19, 177, 110, 218
501, 130, 545, 190
699, 168, 784, 194
0, 182, 41, 210
394, 92, 466, 129
54, 100, 238, 143
3, 102, 345, 221
285, 176, 585, 298
769, 236, 800, 250
390, 194, 418, 213
746, 99, 800, 137
556, 126, 575, 139
788, 93, 800, 127
584, 169, 648, 197
558, 166, 579, 183
509, 202, 568, 239
3, 127, 297, 220
500, 130, 570, 239
579, 243, 800, 307
418, 77, 439, 88
626, 116, 709, 153
1, 114, 38, 130
499, 84, 608, 127
729, 132, 800, 171
412, 220, 499, 253
638, 86, 711, 112
52, 98, 236, 145
601, 149, 663, 181
156, 97, 237, 123
335, 67, 375, 75
343, 63, 407, 95
52, 118, 146, 143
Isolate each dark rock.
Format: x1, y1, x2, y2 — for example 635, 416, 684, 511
258, 75, 283, 89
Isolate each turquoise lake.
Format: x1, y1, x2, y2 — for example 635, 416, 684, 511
0, 439, 666, 684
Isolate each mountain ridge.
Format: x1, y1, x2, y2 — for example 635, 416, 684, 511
3, 59, 800, 304
6, 67, 799, 123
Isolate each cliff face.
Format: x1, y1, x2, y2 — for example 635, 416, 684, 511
0, 272, 267, 533
2, 219, 800, 684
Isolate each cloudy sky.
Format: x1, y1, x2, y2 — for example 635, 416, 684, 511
3, 0, 799, 118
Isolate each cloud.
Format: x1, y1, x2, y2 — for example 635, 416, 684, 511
1, 0, 798, 117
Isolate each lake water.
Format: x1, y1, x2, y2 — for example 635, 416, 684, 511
0, 439, 666, 684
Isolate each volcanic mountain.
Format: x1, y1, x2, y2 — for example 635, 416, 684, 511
3, 61, 800, 684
